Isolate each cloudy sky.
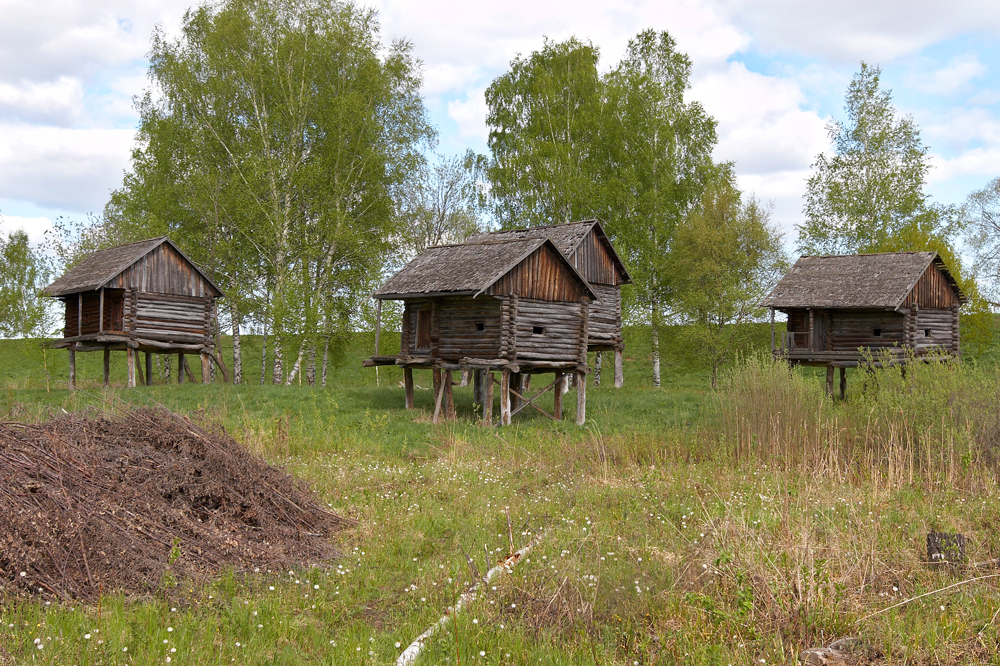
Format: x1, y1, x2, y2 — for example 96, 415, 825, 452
3, 0, 1000, 248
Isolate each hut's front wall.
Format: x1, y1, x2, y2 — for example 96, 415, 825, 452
104, 243, 217, 298
900, 263, 958, 309
828, 310, 905, 351
485, 243, 586, 302
132, 293, 213, 344
63, 290, 126, 336
514, 299, 584, 363
401, 297, 503, 360
588, 284, 621, 346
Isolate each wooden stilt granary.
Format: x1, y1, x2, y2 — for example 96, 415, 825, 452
761, 251, 966, 398
469, 220, 631, 386
43, 237, 225, 388
365, 237, 599, 425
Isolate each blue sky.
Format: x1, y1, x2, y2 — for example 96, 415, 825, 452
3, 0, 1000, 249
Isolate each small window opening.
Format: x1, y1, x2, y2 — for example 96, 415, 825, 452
924, 328, 931, 337
532, 325, 545, 335
475, 322, 485, 332
873, 328, 882, 337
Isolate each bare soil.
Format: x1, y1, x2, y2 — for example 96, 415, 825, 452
0, 408, 348, 600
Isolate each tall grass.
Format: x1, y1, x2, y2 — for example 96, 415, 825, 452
717, 353, 1000, 490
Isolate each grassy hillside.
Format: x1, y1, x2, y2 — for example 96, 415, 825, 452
1, 329, 1000, 665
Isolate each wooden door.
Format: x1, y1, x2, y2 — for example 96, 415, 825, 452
415, 308, 432, 352
813, 312, 829, 351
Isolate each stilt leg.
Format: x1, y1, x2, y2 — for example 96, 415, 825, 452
135, 354, 145, 386
510, 373, 521, 412
614, 347, 624, 389
826, 366, 834, 397
575, 369, 586, 426
473, 369, 484, 405
68, 349, 76, 390
553, 372, 563, 420
432, 368, 444, 424
500, 369, 511, 426
126, 347, 136, 388
201, 353, 210, 383
103, 347, 110, 388
444, 370, 456, 421
840, 366, 846, 400
594, 352, 602, 387
145, 352, 153, 386
178, 353, 185, 384
404, 368, 415, 409
483, 372, 494, 425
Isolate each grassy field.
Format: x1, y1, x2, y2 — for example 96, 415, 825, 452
2, 327, 1000, 665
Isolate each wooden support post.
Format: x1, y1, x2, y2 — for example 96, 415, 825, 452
594, 352, 602, 387
575, 369, 586, 426
135, 353, 145, 386
444, 370, 456, 421
145, 351, 153, 387
500, 369, 511, 426
68, 349, 76, 389
473, 369, 485, 405
103, 347, 110, 388
126, 347, 136, 388
553, 372, 563, 420
77, 293, 82, 337
509, 373, 521, 412
825, 365, 834, 397
432, 368, 445, 424
201, 353, 211, 383
770, 307, 775, 353
483, 371, 494, 425
404, 368, 415, 409
614, 347, 623, 389
178, 353, 185, 384
99, 288, 104, 333
839, 366, 846, 400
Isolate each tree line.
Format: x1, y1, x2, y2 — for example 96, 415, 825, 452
2, 0, 997, 384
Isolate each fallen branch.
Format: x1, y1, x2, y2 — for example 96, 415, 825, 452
396, 530, 545, 666
856, 573, 1000, 624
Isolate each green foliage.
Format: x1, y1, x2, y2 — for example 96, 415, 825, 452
671, 175, 788, 386
104, 0, 434, 383
799, 62, 936, 255
964, 176, 1000, 302
484, 37, 603, 227
0, 229, 51, 338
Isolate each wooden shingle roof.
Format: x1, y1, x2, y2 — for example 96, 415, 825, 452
43, 237, 223, 297
373, 237, 597, 300
469, 219, 631, 284
761, 251, 965, 310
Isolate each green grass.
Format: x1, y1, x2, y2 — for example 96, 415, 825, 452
2, 329, 1000, 665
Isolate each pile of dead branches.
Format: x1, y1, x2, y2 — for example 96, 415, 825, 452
0, 408, 348, 600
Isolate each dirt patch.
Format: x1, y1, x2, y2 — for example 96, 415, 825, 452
0, 408, 349, 600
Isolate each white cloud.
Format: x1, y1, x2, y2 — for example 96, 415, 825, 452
909, 53, 986, 96
0, 124, 134, 212
0, 214, 53, 246
690, 61, 828, 174
735, 169, 811, 243
447, 89, 490, 145
0, 77, 85, 125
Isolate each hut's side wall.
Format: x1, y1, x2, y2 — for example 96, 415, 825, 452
914, 308, 956, 352
900, 263, 957, 309
104, 243, 216, 297
486, 244, 586, 302
830, 311, 905, 351
514, 299, 583, 362
436, 297, 503, 360
571, 231, 621, 286
133, 293, 212, 344
588, 284, 621, 345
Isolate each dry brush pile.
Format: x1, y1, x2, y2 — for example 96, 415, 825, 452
0, 409, 349, 601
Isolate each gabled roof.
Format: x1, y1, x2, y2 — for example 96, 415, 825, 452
42, 237, 223, 297
761, 251, 966, 310
373, 237, 598, 301
469, 219, 631, 284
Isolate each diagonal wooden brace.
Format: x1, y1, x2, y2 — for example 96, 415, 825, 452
509, 377, 559, 421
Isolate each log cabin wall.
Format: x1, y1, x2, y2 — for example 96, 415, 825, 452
785, 309, 808, 332
913, 308, 957, 352
588, 284, 621, 344
133, 293, 212, 344
570, 231, 621, 286
829, 310, 905, 351
900, 263, 957, 310
104, 243, 216, 297
63, 291, 127, 336
513, 299, 584, 362
436, 297, 503, 360
485, 243, 586, 302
